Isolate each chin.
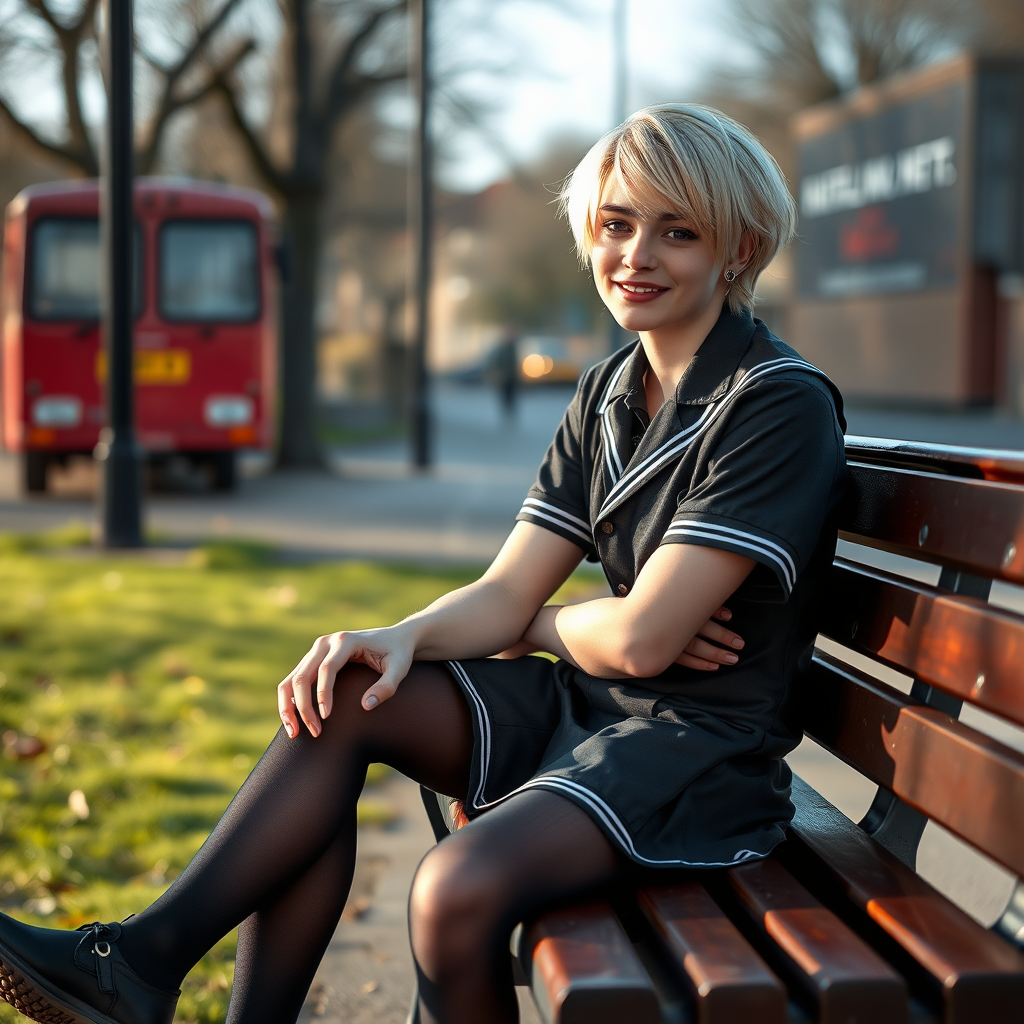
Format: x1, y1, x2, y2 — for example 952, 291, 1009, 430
610, 306, 671, 333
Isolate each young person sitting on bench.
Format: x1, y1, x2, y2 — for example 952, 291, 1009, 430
0, 103, 847, 1024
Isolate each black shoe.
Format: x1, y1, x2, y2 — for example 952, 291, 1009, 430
0, 915, 178, 1024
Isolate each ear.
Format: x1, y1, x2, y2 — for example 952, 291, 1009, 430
729, 231, 757, 275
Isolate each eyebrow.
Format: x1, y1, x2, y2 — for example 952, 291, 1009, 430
599, 204, 687, 222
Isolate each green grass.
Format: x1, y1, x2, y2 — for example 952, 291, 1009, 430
0, 534, 603, 1022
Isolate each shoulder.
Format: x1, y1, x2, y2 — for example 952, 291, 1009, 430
731, 320, 846, 431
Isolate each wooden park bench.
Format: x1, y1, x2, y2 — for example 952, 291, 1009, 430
416, 435, 1024, 1024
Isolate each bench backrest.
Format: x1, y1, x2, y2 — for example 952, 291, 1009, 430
806, 436, 1024, 945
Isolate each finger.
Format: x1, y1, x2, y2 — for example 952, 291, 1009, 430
675, 652, 721, 671
277, 676, 299, 738
695, 619, 744, 649
316, 635, 353, 720
712, 606, 732, 621
683, 637, 739, 665
291, 635, 335, 737
292, 635, 332, 693
292, 658, 321, 738
360, 660, 408, 711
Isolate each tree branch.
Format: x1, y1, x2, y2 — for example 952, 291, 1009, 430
22, 0, 64, 36
137, 35, 256, 173
213, 73, 284, 192
0, 89, 90, 170
71, 0, 100, 38
165, 0, 246, 83
321, 1, 404, 133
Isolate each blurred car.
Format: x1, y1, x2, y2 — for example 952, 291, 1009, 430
517, 335, 584, 385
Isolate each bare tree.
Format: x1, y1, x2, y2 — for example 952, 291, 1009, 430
0, 0, 250, 176
721, 0, 971, 112
210, 0, 407, 467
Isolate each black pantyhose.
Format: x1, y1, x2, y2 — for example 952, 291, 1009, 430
114, 662, 621, 1024
410, 789, 621, 1024
118, 663, 472, 1023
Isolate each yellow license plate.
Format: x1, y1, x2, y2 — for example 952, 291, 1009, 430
95, 349, 191, 385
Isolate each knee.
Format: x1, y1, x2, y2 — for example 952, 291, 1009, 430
409, 842, 503, 976
315, 664, 377, 738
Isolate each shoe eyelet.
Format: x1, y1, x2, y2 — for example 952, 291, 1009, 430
94, 941, 111, 957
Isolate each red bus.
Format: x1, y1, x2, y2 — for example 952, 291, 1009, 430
1, 178, 277, 492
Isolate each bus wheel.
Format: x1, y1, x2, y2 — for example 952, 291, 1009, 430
210, 451, 236, 491
24, 453, 48, 493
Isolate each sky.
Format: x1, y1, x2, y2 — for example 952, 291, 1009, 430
0, 0, 739, 194
430, 0, 738, 191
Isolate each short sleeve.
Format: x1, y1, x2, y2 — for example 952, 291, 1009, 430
661, 379, 843, 601
515, 378, 596, 557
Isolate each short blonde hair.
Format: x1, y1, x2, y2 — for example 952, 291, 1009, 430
561, 104, 795, 314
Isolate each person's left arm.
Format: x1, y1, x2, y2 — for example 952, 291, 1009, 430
524, 378, 845, 678
525, 543, 754, 677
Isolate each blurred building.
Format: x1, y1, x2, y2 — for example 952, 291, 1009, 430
790, 55, 1024, 411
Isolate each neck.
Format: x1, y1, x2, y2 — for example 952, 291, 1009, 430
639, 293, 729, 412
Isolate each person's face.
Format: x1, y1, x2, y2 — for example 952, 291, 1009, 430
590, 177, 729, 335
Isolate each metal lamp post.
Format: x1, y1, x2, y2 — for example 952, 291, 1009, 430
409, 0, 432, 469
97, 0, 143, 547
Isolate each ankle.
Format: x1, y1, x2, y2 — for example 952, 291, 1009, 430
117, 917, 187, 993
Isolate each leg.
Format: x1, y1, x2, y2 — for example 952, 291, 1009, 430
409, 789, 621, 1024
116, 661, 473, 1019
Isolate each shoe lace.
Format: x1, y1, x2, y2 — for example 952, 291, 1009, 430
75, 921, 118, 994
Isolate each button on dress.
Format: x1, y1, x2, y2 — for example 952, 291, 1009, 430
446, 305, 848, 868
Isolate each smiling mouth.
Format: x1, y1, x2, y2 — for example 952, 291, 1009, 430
614, 281, 668, 299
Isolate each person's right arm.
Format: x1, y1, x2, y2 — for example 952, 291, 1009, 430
278, 522, 583, 737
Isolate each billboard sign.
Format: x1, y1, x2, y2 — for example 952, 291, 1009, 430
796, 83, 964, 300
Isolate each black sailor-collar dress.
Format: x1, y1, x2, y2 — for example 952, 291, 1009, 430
446, 305, 848, 868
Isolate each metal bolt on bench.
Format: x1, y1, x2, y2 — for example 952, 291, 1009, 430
413, 436, 1024, 1024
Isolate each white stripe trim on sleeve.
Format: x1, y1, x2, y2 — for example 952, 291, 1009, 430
669, 518, 797, 582
518, 503, 593, 545
521, 498, 591, 531
663, 523, 795, 593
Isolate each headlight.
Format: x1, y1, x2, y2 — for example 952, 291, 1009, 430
32, 396, 82, 427
522, 354, 554, 378
205, 395, 254, 427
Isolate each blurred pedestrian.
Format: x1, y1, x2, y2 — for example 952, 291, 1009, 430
492, 327, 519, 421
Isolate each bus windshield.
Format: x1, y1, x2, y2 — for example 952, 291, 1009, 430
159, 220, 259, 322
29, 218, 141, 321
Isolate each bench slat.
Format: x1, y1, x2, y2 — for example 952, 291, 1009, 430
842, 462, 1024, 584
727, 857, 908, 1024
521, 902, 661, 1024
845, 436, 1024, 486
820, 558, 1024, 728
788, 775, 1024, 1023
805, 651, 1024, 877
637, 883, 786, 1024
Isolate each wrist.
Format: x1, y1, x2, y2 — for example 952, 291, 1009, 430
393, 618, 425, 657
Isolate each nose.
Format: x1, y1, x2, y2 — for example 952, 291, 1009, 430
622, 228, 657, 270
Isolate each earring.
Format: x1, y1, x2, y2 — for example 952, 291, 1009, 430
724, 269, 737, 283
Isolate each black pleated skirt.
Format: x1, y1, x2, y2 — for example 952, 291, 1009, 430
444, 656, 795, 868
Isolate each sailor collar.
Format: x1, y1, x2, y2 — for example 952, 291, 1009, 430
604, 304, 758, 412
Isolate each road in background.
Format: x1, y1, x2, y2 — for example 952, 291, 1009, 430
0, 384, 571, 561
4, 381, 1024, 560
